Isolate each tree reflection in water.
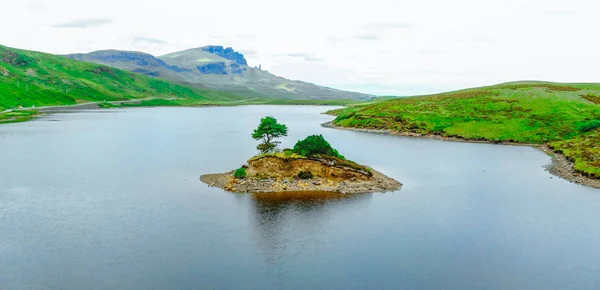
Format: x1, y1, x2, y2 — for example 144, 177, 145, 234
248, 191, 373, 265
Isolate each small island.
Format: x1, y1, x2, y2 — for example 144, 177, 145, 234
200, 116, 402, 194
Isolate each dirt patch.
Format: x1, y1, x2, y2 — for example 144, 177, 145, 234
26, 68, 37, 77
247, 157, 370, 182
581, 94, 600, 104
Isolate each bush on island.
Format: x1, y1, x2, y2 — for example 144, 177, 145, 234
234, 167, 247, 179
292, 134, 345, 159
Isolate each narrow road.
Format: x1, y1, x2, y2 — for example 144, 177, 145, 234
230, 97, 259, 103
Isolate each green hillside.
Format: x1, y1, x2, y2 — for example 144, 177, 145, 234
329, 82, 600, 178
0, 45, 245, 116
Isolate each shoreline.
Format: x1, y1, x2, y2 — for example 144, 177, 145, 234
322, 121, 600, 189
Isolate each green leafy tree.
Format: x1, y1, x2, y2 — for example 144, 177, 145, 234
252, 116, 289, 153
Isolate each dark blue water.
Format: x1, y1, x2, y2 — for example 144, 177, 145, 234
1, 106, 599, 289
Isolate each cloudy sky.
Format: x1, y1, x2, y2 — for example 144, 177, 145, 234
1, 0, 598, 95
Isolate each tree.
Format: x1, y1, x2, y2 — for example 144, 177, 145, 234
252, 116, 288, 153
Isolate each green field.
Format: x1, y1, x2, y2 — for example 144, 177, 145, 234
0, 44, 247, 121
329, 82, 600, 178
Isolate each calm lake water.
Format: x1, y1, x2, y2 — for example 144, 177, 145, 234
1, 106, 600, 289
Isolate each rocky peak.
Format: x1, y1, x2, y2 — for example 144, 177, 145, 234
201, 45, 248, 66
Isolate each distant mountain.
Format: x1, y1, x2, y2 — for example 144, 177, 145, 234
66, 46, 373, 100
0, 45, 244, 110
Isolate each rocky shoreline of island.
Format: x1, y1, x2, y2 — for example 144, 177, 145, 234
200, 160, 401, 195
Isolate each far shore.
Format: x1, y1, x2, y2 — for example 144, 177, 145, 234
1, 100, 346, 124
322, 121, 600, 189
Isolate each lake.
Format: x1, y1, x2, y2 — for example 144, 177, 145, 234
1, 106, 599, 289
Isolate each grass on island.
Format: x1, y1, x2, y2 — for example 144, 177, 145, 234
329, 81, 600, 178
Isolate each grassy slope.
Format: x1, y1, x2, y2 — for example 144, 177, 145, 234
0, 45, 245, 115
330, 82, 600, 177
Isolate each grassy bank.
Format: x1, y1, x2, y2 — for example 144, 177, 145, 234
329, 82, 600, 179
0, 110, 39, 123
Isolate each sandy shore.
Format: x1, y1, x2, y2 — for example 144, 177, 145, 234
322, 121, 600, 189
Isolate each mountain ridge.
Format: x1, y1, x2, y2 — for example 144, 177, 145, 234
66, 46, 373, 100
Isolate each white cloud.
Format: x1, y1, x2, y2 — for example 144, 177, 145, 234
2, 0, 599, 96
52, 18, 113, 28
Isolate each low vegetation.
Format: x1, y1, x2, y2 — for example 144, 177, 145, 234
329, 81, 600, 178
234, 167, 247, 179
298, 171, 314, 179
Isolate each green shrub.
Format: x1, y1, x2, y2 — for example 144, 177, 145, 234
234, 167, 247, 179
292, 134, 345, 159
298, 171, 313, 179
579, 120, 600, 133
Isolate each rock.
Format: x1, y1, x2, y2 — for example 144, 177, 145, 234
202, 45, 248, 66
196, 62, 228, 74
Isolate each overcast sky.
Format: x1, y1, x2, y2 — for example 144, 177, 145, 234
1, 0, 598, 95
